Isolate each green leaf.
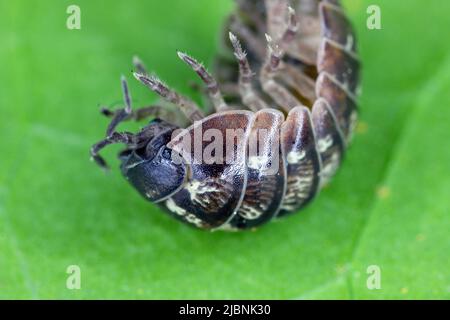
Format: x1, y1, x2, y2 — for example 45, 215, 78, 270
0, 0, 449, 299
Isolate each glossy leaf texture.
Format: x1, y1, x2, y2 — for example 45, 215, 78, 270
0, 0, 449, 299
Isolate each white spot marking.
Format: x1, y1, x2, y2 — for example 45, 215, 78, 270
185, 180, 221, 205
248, 155, 269, 170
166, 198, 186, 217
317, 135, 334, 153
320, 152, 340, 186
287, 150, 306, 164
184, 214, 204, 227
145, 190, 157, 199
281, 163, 315, 211
165, 198, 204, 228
345, 34, 354, 52
239, 204, 263, 220
218, 223, 239, 232
347, 111, 358, 142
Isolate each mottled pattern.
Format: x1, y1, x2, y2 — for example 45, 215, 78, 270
228, 109, 287, 229
317, 39, 360, 95
320, 1, 357, 53
316, 72, 358, 142
93, 0, 361, 231
167, 111, 254, 229
311, 98, 345, 186
279, 106, 321, 214
159, 0, 357, 229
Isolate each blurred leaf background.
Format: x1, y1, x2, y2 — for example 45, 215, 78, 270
0, 0, 449, 299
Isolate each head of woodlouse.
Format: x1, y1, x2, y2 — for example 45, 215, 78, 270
118, 119, 186, 203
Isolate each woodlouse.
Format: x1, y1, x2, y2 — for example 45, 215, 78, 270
91, 0, 360, 231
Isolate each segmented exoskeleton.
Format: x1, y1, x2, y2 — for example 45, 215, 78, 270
91, 0, 360, 230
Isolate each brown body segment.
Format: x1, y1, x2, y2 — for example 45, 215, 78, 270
164, 111, 254, 229
311, 98, 345, 186
317, 0, 360, 143
316, 73, 358, 143
319, 1, 357, 53
279, 106, 321, 215
226, 109, 287, 229
317, 40, 360, 95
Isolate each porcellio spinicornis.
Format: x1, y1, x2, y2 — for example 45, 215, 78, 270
91, 0, 360, 231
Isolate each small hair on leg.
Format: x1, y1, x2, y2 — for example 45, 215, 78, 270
101, 104, 175, 122
265, 34, 283, 72
90, 132, 133, 170
229, 32, 252, 84
101, 74, 182, 125
105, 76, 133, 137
282, 6, 299, 44
177, 51, 229, 112
132, 55, 149, 75
133, 72, 204, 122
260, 33, 301, 112
92, 76, 135, 169
121, 75, 132, 114
229, 32, 268, 111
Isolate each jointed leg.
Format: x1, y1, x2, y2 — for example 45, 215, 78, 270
281, 6, 299, 45
260, 34, 301, 112
132, 54, 205, 122
265, 2, 299, 45
92, 54, 205, 169
90, 125, 165, 170
229, 32, 268, 111
101, 104, 177, 124
90, 131, 133, 170
259, 6, 308, 112
91, 76, 154, 170
102, 76, 182, 135
104, 76, 133, 137
92, 74, 181, 170
132, 55, 148, 75
133, 72, 205, 122
177, 52, 229, 112
270, 6, 316, 104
